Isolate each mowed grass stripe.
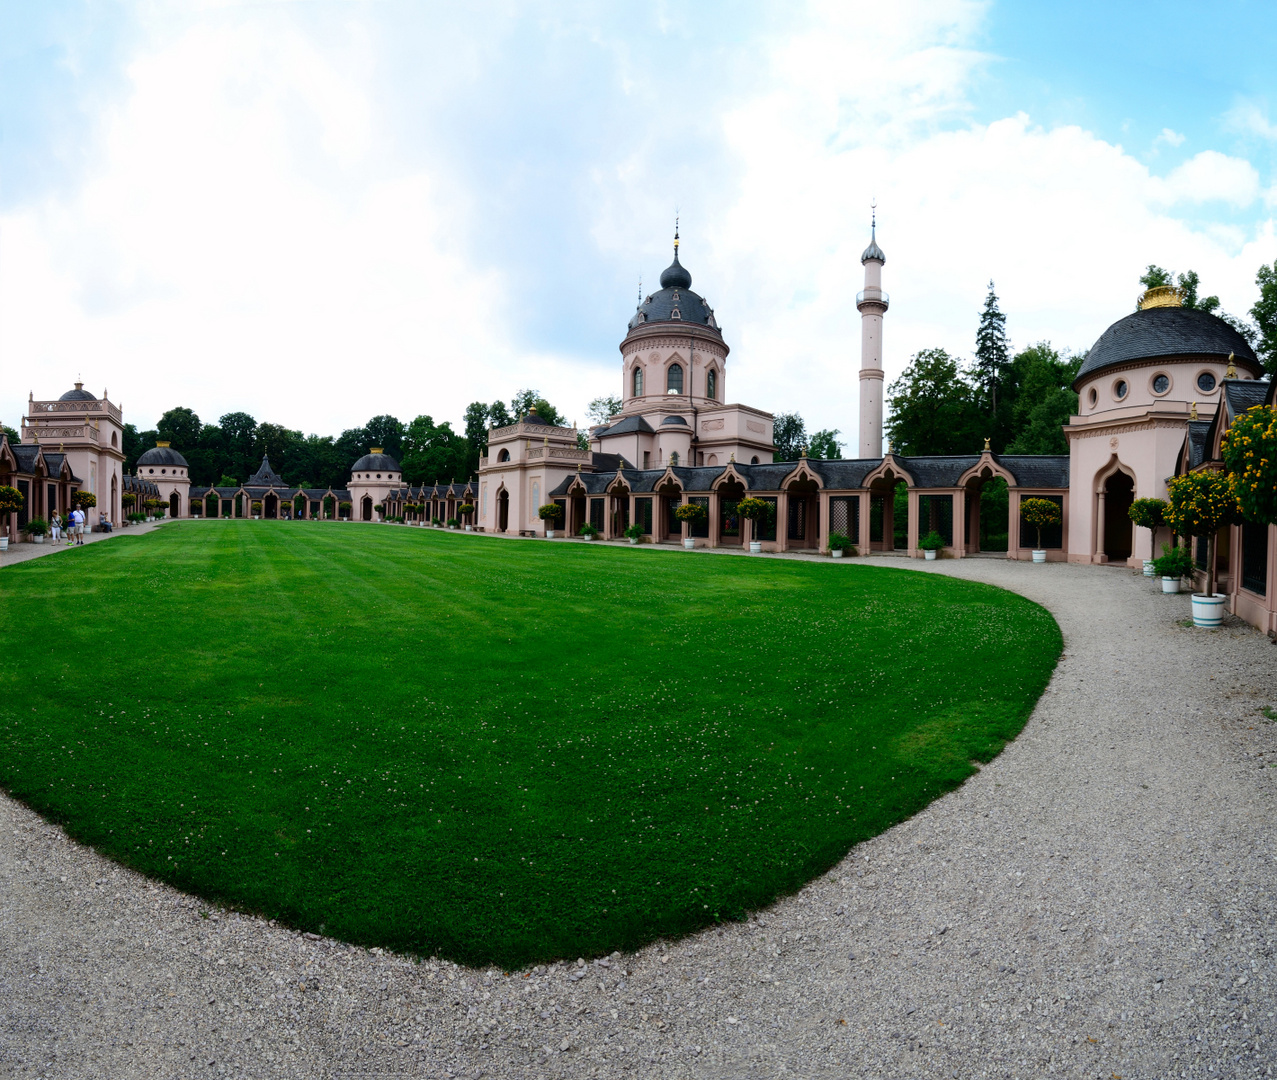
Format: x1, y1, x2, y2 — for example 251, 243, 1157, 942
0, 521, 1060, 966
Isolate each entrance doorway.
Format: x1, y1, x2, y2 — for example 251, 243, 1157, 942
264, 494, 278, 519
963, 473, 1009, 552
1103, 472, 1134, 562
497, 489, 509, 532
361, 496, 373, 521
169, 491, 181, 519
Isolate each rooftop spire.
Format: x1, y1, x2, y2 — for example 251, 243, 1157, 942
860, 201, 886, 265
659, 215, 692, 290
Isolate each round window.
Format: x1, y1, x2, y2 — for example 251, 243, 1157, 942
1197, 371, 1217, 393
1152, 374, 1170, 394
1114, 380, 1128, 400
1088, 387, 1097, 407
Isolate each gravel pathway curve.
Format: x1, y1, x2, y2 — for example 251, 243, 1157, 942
3, 555, 1276, 1079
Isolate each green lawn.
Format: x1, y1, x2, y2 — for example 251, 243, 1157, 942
0, 522, 1061, 967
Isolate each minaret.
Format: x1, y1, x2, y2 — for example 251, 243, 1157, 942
856, 207, 888, 458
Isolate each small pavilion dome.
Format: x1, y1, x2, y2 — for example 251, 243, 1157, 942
136, 442, 189, 468
352, 449, 401, 473
59, 382, 97, 402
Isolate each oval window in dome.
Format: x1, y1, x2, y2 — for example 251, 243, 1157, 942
1088, 387, 1097, 407
1114, 379, 1128, 400
1197, 371, 1217, 393
1152, 374, 1170, 394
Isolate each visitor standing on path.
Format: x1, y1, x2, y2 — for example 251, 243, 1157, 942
71, 507, 84, 544
50, 512, 62, 545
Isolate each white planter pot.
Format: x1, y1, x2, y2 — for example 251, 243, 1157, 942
582, 534, 595, 541
0, 537, 7, 551
628, 537, 638, 545
33, 535, 45, 544
545, 529, 555, 539
749, 541, 762, 554
1161, 576, 1180, 594
923, 549, 937, 561
1142, 560, 1155, 577
683, 537, 695, 549
1191, 592, 1227, 628
465, 525, 472, 532
253, 515, 260, 520
832, 548, 844, 558
1032, 549, 1047, 563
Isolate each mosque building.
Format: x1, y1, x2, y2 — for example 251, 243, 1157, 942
1, 222, 1272, 636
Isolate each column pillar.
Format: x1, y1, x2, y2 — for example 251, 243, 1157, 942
907, 488, 920, 556
1095, 491, 1107, 563
776, 491, 789, 552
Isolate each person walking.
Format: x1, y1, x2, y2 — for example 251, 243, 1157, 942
51, 511, 63, 545
71, 506, 85, 545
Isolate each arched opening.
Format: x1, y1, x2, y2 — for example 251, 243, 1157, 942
750, 456, 759, 465
609, 483, 630, 537
264, 493, 278, 519
206, 492, 219, 518
655, 481, 683, 541
666, 363, 683, 394
632, 366, 643, 397
706, 369, 717, 400
111, 474, 118, 523
1102, 471, 1135, 562
963, 468, 1009, 553
716, 479, 745, 546
169, 490, 181, 519
867, 472, 907, 551
361, 496, 373, 521
785, 477, 820, 549
497, 488, 509, 532
497, 448, 510, 462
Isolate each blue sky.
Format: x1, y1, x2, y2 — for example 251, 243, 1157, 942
2, 1, 1276, 448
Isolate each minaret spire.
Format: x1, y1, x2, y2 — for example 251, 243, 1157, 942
856, 204, 888, 457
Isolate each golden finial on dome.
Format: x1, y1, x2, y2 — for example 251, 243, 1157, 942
1225, 353, 1237, 378
1138, 285, 1185, 310
1190, 401, 1199, 421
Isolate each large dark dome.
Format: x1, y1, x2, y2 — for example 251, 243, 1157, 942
136, 444, 189, 468
352, 451, 400, 473
59, 384, 97, 402
627, 250, 720, 336
1074, 306, 1261, 388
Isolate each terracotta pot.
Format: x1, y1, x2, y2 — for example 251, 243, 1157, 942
1191, 592, 1227, 628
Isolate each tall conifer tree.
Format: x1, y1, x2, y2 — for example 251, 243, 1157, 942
974, 280, 1010, 424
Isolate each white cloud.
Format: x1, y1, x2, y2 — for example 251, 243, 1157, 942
2, 0, 1274, 455
1155, 127, 1186, 148
1224, 98, 1277, 140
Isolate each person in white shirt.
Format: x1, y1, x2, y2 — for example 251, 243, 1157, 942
71, 507, 85, 544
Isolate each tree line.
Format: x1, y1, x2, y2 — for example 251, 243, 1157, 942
126, 390, 579, 489
882, 259, 1277, 458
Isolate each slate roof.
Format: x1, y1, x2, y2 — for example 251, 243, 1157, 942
1222, 378, 1270, 421
660, 415, 689, 426
998, 455, 1070, 488
596, 414, 655, 436
137, 444, 189, 468
591, 452, 632, 472
59, 386, 98, 402
11, 445, 43, 473
1075, 307, 1261, 387
1186, 420, 1214, 469
245, 455, 288, 487
350, 451, 400, 474
626, 251, 721, 336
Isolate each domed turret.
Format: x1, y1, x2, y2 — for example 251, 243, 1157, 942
59, 381, 97, 402
626, 227, 721, 337
136, 441, 189, 468
351, 448, 401, 474
658, 250, 692, 290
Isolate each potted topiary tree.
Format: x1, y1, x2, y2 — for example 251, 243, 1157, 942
1020, 498, 1061, 563
1152, 543, 1194, 594
458, 503, 475, 531
446, 516, 460, 529
1166, 471, 1242, 627
250, 500, 262, 519
24, 517, 49, 544
673, 501, 706, 549
827, 531, 854, 558
0, 484, 23, 550
1223, 400, 1277, 563
918, 531, 945, 560
623, 522, 643, 545
579, 521, 599, 541
538, 502, 563, 538
738, 497, 772, 554
1128, 497, 1169, 577
338, 500, 351, 520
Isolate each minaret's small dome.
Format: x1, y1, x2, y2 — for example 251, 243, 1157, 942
861, 228, 885, 265
659, 251, 692, 290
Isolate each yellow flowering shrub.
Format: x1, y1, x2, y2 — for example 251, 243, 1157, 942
1222, 404, 1277, 526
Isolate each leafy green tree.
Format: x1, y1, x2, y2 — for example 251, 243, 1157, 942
1, 424, 18, 445
808, 428, 841, 459
218, 412, 258, 481
509, 389, 565, 426
121, 423, 145, 472
1139, 265, 1256, 343
463, 402, 490, 475
973, 281, 1010, 421
771, 412, 807, 462
488, 400, 513, 428
1250, 259, 1277, 376
402, 416, 469, 485
1003, 343, 1081, 455
884, 349, 982, 456
587, 395, 623, 424
156, 407, 201, 450
363, 415, 405, 460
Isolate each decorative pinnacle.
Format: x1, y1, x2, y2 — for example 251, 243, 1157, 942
1226, 353, 1237, 379
673, 214, 680, 252
1190, 401, 1199, 421
983, 436, 991, 452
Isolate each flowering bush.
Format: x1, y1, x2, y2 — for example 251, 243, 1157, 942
1166, 471, 1242, 595
457, 503, 475, 516
1222, 404, 1277, 525
1020, 498, 1061, 550
72, 490, 97, 510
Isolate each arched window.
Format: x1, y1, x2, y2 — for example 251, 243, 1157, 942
751, 456, 760, 464
497, 448, 510, 462
706, 369, 717, 400
667, 363, 683, 394
633, 366, 643, 397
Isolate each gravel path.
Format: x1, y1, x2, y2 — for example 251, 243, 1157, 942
2, 554, 1276, 1079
